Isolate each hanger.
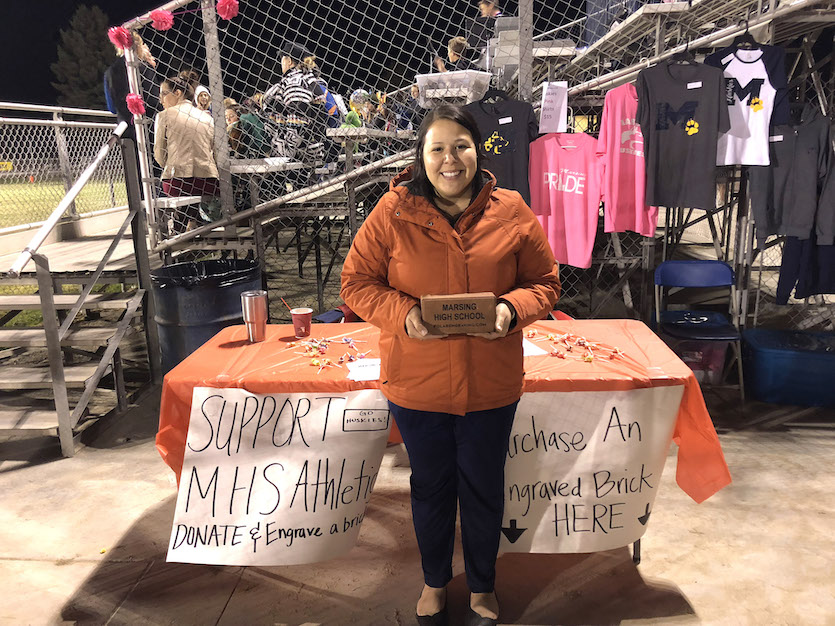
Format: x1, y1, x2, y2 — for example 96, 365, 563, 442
481, 87, 509, 104
671, 39, 696, 64
732, 19, 759, 50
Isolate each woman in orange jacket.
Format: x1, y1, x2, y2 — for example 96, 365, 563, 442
341, 104, 559, 626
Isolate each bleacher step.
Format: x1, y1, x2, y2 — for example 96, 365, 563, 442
0, 408, 61, 431
0, 326, 131, 347
0, 364, 109, 389
0, 291, 138, 311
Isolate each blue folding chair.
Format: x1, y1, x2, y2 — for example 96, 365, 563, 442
654, 260, 744, 401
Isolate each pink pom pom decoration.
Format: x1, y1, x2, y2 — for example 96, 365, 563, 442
126, 93, 146, 116
107, 27, 133, 50
216, 0, 239, 20
149, 9, 174, 31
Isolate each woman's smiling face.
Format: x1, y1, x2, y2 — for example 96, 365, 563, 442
422, 118, 478, 209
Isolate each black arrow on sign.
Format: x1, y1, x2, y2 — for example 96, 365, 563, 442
501, 519, 527, 543
638, 504, 652, 525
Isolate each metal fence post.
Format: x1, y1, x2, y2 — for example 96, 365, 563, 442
123, 46, 161, 248
518, 0, 534, 103
201, 0, 236, 236
33, 253, 74, 457
122, 138, 162, 383
52, 112, 77, 217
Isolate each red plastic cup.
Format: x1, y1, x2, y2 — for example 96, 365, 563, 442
291, 307, 313, 338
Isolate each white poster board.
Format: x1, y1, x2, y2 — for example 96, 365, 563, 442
167, 388, 391, 566
500, 386, 684, 553
539, 81, 568, 134
168, 384, 686, 564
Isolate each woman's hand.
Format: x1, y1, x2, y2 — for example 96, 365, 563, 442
468, 302, 513, 340
405, 305, 446, 340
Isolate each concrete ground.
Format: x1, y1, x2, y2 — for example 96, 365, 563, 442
1, 386, 834, 626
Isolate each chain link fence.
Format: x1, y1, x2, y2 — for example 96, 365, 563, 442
0, 104, 128, 300
121, 0, 833, 325
0, 105, 126, 230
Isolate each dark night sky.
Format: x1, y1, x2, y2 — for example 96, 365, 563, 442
0, 1, 584, 107
0, 0, 485, 106
0, 1, 159, 105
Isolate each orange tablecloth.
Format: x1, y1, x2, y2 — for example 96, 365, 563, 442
157, 319, 730, 503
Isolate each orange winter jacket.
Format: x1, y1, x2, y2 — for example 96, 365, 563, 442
341, 167, 560, 415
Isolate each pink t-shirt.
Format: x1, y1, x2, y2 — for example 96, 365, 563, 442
597, 83, 658, 237
529, 132, 602, 269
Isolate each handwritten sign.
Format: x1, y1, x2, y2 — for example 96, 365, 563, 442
500, 386, 684, 553
167, 388, 391, 566
170, 384, 688, 564
539, 81, 568, 134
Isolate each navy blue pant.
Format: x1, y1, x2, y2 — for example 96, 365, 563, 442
389, 400, 518, 593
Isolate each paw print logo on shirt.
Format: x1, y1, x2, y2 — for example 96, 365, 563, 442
484, 131, 510, 155
750, 97, 764, 112
685, 119, 699, 136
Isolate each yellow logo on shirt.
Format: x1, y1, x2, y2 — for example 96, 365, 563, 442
484, 131, 510, 155
750, 97, 764, 112
685, 119, 699, 136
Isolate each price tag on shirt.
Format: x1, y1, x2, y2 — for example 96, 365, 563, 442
686, 81, 702, 90
539, 81, 568, 133
499, 116, 513, 125
769, 135, 784, 142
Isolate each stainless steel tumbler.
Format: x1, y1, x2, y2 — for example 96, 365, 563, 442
241, 290, 268, 343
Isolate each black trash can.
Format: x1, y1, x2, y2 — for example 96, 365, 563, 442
151, 259, 262, 374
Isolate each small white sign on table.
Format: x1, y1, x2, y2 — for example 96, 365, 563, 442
539, 81, 568, 134
167, 388, 391, 566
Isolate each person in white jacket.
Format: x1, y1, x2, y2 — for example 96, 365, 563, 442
154, 70, 219, 232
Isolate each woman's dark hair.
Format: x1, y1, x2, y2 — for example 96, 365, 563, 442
407, 103, 485, 202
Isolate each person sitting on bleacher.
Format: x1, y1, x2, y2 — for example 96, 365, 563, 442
468, 0, 503, 68
153, 70, 219, 233
262, 42, 326, 162
306, 58, 345, 164
224, 99, 270, 158
305, 58, 343, 129
434, 36, 478, 73
397, 84, 425, 131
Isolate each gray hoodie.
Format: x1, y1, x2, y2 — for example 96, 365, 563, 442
749, 103, 831, 246
816, 118, 835, 245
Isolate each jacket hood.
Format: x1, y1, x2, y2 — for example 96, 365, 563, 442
389, 166, 498, 220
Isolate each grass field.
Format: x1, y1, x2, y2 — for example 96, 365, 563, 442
0, 179, 128, 229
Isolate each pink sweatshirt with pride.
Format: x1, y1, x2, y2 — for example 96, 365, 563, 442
529, 132, 602, 269
597, 83, 658, 237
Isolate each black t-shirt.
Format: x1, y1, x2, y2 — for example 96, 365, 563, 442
636, 61, 730, 210
464, 98, 538, 205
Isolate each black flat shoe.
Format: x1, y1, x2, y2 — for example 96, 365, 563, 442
465, 605, 498, 626
416, 604, 448, 626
